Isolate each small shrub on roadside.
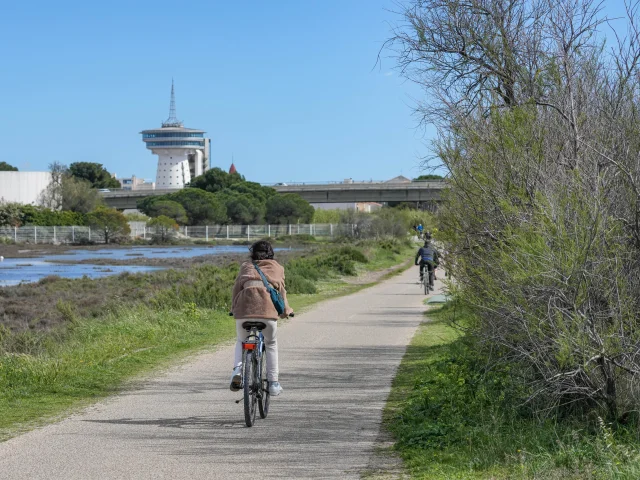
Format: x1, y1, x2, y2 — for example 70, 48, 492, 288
38, 275, 62, 285
285, 274, 317, 294
336, 245, 368, 263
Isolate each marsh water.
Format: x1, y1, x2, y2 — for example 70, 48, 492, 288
0, 245, 250, 286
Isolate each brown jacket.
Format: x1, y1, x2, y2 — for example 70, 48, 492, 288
231, 259, 293, 320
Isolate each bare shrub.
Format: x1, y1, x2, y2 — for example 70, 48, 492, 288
389, 0, 640, 420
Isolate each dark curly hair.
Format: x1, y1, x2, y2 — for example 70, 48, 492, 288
250, 240, 275, 261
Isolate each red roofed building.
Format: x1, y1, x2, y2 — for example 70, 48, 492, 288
229, 163, 237, 174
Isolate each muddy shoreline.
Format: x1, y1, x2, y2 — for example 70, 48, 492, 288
0, 245, 302, 268
0, 247, 309, 332
43, 249, 302, 268
0, 242, 254, 259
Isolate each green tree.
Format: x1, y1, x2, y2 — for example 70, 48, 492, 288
188, 167, 244, 193
167, 188, 227, 225
218, 191, 265, 224
139, 190, 227, 225
226, 181, 276, 203
136, 196, 161, 216
265, 194, 314, 224
86, 206, 130, 244
69, 162, 121, 189
124, 212, 149, 222
147, 215, 178, 243
145, 200, 188, 225
0, 202, 24, 226
17, 204, 86, 226
0, 162, 18, 171
61, 176, 103, 213
413, 174, 444, 181
312, 209, 342, 223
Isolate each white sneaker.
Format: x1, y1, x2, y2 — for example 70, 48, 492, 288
269, 381, 283, 396
229, 366, 242, 391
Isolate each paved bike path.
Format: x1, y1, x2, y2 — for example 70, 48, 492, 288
0, 267, 438, 479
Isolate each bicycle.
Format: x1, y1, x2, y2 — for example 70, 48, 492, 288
236, 320, 269, 427
418, 262, 435, 295
233, 314, 294, 427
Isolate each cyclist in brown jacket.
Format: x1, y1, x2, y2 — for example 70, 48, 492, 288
230, 240, 293, 396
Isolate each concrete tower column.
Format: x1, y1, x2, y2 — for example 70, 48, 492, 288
152, 149, 192, 188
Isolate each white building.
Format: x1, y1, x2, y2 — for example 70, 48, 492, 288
141, 82, 211, 189
0, 171, 51, 205
116, 175, 155, 191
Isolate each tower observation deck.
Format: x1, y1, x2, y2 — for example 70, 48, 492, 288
141, 81, 211, 189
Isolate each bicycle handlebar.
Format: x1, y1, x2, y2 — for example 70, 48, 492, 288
228, 311, 295, 318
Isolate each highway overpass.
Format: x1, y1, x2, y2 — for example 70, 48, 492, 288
100, 181, 446, 210
271, 181, 445, 203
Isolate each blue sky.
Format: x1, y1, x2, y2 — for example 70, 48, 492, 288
0, 1, 628, 185
0, 0, 433, 184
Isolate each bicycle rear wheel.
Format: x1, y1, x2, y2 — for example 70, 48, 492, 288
423, 276, 428, 294
243, 350, 258, 427
258, 346, 270, 419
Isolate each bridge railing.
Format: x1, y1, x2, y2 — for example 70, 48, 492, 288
0, 224, 356, 244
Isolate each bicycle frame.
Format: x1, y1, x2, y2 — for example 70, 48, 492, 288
242, 328, 265, 366
241, 325, 269, 427
241, 327, 266, 399
418, 262, 436, 295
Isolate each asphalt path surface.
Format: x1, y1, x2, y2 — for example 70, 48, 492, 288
0, 266, 439, 479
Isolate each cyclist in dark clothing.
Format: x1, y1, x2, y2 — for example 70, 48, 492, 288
415, 240, 440, 287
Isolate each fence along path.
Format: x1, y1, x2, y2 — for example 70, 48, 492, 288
0, 224, 355, 244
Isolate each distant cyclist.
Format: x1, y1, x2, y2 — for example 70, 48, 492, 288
415, 238, 439, 287
416, 224, 424, 237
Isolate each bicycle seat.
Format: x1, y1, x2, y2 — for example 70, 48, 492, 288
242, 321, 267, 331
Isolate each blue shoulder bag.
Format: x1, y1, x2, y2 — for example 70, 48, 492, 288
253, 263, 286, 315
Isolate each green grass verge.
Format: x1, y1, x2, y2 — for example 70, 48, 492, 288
385, 305, 640, 479
287, 239, 414, 312
0, 238, 413, 440
0, 305, 235, 439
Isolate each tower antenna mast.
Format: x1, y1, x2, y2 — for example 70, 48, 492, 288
162, 79, 183, 127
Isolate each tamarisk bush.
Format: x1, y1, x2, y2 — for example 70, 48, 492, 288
389, 0, 640, 421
